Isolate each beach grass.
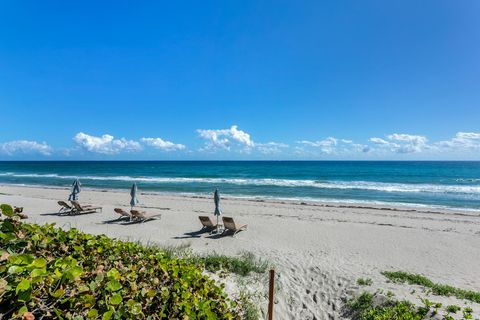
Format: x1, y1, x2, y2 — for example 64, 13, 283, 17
346, 292, 426, 320
345, 292, 475, 320
200, 251, 269, 277
357, 278, 373, 286
382, 271, 480, 303
156, 242, 269, 277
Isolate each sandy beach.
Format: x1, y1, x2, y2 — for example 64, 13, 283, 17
1, 184, 480, 319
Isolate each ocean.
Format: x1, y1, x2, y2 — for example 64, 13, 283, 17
0, 161, 479, 211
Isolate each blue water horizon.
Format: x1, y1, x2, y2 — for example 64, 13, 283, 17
1, 161, 480, 211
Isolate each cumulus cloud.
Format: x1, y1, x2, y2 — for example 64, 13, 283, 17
437, 132, 480, 150
197, 125, 254, 151
0, 140, 52, 156
141, 137, 185, 151
370, 133, 428, 153
74, 132, 142, 154
5, 130, 480, 159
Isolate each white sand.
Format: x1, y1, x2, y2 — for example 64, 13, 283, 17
1, 184, 480, 319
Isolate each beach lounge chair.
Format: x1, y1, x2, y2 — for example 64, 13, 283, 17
130, 210, 161, 223
70, 201, 102, 215
12, 206, 28, 219
222, 217, 247, 236
58, 201, 73, 214
114, 208, 132, 220
199, 216, 218, 231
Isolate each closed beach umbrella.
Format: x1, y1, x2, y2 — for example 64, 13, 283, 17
68, 179, 81, 201
214, 188, 222, 226
130, 183, 139, 209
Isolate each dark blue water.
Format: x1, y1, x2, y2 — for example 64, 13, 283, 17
1, 161, 480, 210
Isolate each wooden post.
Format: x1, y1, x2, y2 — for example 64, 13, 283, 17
268, 269, 275, 320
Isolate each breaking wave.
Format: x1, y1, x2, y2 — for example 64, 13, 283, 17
1, 172, 480, 195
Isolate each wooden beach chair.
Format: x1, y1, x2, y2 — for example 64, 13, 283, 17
114, 208, 132, 220
70, 201, 102, 215
222, 217, 247, 236
14, 206, 28, 219
130, 210, 161, 223
198, 216, 217, 231
58, 201, 73, 214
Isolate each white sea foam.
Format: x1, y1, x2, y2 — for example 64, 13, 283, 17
1, 172, 480, 195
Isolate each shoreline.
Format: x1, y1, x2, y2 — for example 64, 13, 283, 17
1, 182, 479, 216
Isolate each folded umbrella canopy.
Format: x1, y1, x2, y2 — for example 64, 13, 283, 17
130, 183, 139, 209
68, 179, 81, 201
214, 188, 222, 227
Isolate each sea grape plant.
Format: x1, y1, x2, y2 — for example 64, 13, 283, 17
0, 204, 240, 319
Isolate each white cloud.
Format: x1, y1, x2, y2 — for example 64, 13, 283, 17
437, 132, 480, 150
141, 137, 185, 151
297, 137, 368, 154
74, 132, 142, 154
255, 142, 289, 154
370, 133, 428, 153
0, 140, 52, 156
298, 137, 337, 148
197, 125, 254, 151
369, 137, 392, 146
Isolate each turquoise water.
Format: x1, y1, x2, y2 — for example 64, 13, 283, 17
0, 161, 480, 211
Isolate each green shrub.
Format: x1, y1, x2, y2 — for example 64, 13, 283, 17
0, 209, 240, 319
445, 305, 461, 314
382, 271, 480, 303
357, 278, 373, 286
346, 292, 428, 320
200, 252, 268, 277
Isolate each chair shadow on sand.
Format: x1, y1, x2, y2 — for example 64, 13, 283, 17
40, 212, 66, 216
99, 219, 147, 226
204, 232, 229, 240
40, 211, 94, 217
174, 228, 237, 240
41, 211, 97, 217
173, 228, 212, 239
100, 217, 127, 224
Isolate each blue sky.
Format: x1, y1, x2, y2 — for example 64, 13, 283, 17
0, 1, 479, 160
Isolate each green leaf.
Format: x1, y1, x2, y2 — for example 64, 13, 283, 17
106, 279, 122, 292
17, 306, 28, 315
87, 309, 98, 319
31, 257, 47, 268
130, 302, 143, 315
0, 204, 14, 217
109, 293, 122, 305
66, 266, 83, 280
53, 307, 64, 319
102, 310, 114, 320
31, 268, 47, 278
8, 265, 24, 274
107, 268, 120, 280
9, 254, 34, 266
16, 279, 31, 294
51, 288, 65, 298
147, 289, 156, 298
17, 287, 32, 302
0, 231, 16, 241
